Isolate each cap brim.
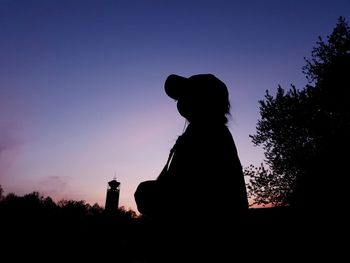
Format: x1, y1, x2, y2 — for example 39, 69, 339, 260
164, 74, 189, 100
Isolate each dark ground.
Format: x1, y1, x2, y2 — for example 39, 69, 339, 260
1, 206, 345, 262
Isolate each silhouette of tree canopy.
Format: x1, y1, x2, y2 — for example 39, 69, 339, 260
0, 188, 140, 233
245, 16, 350, 208
0, 187, 145, 262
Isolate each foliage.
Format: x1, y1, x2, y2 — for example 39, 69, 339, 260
0, 187, 144, 261
303, 16, 350, 84
245, 164, 294, 207
246, 16, 350, 207
0, 187, 140, 228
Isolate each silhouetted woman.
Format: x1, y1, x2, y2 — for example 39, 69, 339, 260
135, 73, 248, 261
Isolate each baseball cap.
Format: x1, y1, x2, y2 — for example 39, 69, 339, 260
164, 74, 229, 104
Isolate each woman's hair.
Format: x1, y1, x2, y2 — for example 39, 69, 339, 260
204, 97, 231, 124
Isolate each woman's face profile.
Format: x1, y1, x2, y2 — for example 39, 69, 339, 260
177, 98, 194, 121
177, 97, 203, 122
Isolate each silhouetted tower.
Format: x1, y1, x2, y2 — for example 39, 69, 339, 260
105, 178, 120, 212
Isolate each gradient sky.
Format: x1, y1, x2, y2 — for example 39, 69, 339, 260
1, 0, 349, 212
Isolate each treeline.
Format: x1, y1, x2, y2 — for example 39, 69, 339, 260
0, 186, 147, 261
0, 187, 138, 222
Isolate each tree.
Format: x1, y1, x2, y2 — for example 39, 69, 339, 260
0, 185, 3, 201
246, 16, 350, 209
57, 199, 89, 219
88, 202, 104, 216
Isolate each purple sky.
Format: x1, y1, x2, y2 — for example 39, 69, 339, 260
1, 0, 349, 211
